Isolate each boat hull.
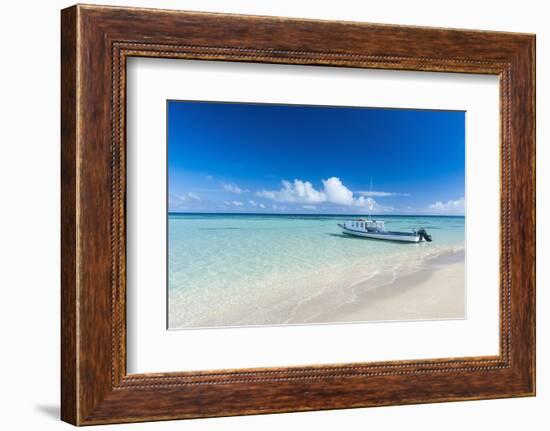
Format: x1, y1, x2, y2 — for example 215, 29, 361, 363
339, 225, 422, 243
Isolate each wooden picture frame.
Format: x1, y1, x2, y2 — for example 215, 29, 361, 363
61, 4, 535, 425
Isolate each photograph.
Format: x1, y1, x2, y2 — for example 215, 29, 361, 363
167, 100, 466, 329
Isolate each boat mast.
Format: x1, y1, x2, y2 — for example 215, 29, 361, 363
368, 178, 373, 220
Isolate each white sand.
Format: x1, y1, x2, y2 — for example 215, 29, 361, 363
288, 249, 465, 324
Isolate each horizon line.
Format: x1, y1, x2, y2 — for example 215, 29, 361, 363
168, 211, 465, 217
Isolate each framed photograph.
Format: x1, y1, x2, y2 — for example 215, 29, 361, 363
61, 4, 535, 425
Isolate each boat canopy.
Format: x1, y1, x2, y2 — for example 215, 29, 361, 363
365, 220, 385, 230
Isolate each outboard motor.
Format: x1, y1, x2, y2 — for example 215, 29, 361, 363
417, 228, 432, 242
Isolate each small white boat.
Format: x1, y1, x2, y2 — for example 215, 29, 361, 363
338, 219, 432, 243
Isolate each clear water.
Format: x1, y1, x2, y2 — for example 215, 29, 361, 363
168, 213, 465, 328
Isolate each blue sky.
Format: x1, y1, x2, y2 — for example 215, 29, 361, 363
168, 101, 465, 215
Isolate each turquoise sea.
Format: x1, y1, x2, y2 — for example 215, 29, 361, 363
168, 213, 465, 329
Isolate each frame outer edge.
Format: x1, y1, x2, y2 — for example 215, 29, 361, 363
521, 34, 536, 395
526, 35, 536, 395
504, 35, 536, 396
60, 4, 536, 425
61, 5, 79, 426
531, 34, 536, 396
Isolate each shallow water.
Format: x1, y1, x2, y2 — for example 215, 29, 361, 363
168, 214, 465, 328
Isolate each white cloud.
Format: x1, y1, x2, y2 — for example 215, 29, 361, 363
428, 197, 465, 215
223, 200, 244, 207
222, 183, 249, 194
257, 177, 386, 210
169, 192, 203, 211
302, 205, 317, 210
168, 194, 187, 211
249, 200, 257, 207
357, 191, 410, 197
321, 177, 354, 205
170, 192, 201, 203
355, 196, 394, 212
259, 203, 266, 209
354, 196, 375, 209
257, 179, 324, 203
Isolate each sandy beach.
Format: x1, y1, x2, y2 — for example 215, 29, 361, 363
288, 248, 465, 324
